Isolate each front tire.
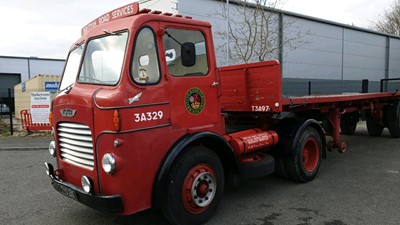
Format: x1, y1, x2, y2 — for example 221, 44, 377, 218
162, 146, 224, 225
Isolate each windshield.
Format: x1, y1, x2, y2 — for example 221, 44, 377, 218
78, 31, 128, 85
59, 44, 84, 91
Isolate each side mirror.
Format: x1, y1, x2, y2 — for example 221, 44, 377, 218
181, 42, 196, 67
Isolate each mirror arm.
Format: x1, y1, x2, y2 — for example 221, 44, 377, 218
164, 30, 185, 49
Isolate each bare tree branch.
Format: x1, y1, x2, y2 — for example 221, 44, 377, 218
372, 0, 400, 35
212, 0, 311, 65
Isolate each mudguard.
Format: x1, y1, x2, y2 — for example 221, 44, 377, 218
275, 118, 327, 159
152, 132, 235, 208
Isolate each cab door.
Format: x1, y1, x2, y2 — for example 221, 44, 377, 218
160, 25, 223, 133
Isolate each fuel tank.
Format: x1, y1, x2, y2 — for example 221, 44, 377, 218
226, 129, 279, 155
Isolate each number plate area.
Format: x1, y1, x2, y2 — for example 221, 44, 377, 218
251, 105, 271, 112
58, 185, 78, 200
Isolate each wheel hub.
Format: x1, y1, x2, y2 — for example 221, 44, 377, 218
302, 138, 319, 173
191, 172, 216, 207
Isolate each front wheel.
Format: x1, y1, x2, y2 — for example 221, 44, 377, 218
286, 127, 323, 183
162, 146, 224, 225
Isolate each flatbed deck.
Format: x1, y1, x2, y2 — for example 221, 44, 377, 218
282, 92, 400, 107
219, 60, 400, 152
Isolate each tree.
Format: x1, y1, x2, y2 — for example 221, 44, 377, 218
373, 0, 400, 35
213, 0, 310, 65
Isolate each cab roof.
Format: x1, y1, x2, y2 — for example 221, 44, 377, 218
81, 2, 197, 36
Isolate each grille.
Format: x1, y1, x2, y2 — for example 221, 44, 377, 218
57, 122, 94, 170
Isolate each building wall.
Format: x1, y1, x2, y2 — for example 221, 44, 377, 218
0, 56, 64, 83
388, 38, 400, 91
0, 56, 65, 113
282, 17, 391, 95
140, 0, 178, 14
175, 0, 400, 95
28, 59, 65, 81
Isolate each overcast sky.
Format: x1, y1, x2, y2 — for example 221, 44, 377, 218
0, 0, 392, 59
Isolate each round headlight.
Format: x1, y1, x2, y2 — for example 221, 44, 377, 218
81, 176, 92, 194
49, 141, 56, 157
102, 153, 116, 175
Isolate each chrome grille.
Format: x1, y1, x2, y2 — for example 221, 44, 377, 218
57, 122, 94, 170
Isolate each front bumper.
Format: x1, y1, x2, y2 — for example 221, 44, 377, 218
45, 162, 123, 213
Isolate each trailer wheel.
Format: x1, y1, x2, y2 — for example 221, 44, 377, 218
287, 127, 322, 182
162, 146, 224, 225
366, 115, 383, 137
340, 112, 359, 135
386, 103, 400, 138
274, 157, 289, 178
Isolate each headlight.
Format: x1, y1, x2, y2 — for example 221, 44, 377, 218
81, 176, 92, 194
49, 141, 56, 157
102, 153, 116, 175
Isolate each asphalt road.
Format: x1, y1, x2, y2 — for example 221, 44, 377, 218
1, 122, 399, 225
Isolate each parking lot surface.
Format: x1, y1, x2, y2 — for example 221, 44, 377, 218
0, 122, 399, 225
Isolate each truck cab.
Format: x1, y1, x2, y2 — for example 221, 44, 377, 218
46, 2, 353, 225
47, 3, 233, 225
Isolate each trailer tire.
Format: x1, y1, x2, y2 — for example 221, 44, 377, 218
272, 118, 298, 179
286, 127, 322, 183
366, 115, 384, 137
274, 157, 289, 178
386, 103, 400, 138
340, 112, 359, 135
162, 146, 224, 225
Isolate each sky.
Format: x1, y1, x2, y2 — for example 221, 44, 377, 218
0, 0, 393, 59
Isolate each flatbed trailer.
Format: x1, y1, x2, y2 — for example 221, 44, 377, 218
44, 3, 400, 225
220, 60, 400, 153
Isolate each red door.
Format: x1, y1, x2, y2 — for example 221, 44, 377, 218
159, 24, 223, 134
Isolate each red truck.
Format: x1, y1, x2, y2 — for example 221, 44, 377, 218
44, 2, 400, 225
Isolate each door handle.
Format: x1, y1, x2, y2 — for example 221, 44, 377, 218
212, 81, 219, 87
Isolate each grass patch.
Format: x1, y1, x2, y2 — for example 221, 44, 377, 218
0, 119, 11, 136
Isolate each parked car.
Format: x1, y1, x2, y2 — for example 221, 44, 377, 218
0, 104, 10, 114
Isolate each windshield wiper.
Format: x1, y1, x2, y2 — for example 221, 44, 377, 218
103, 29, 120, 35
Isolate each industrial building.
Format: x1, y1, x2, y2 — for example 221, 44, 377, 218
141, 0, 400, 95
0, 56, 65, 112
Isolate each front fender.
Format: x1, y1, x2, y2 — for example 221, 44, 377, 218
152, 132, 234, 208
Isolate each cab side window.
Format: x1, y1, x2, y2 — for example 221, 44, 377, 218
131, 27, 160, 84
163, 28, 209, 76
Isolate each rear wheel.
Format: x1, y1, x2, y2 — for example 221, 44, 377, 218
340, 112, 359, 135
386, 102, 400, 138
366, 115, 384, 137
162, 146, 224, 225
286, 127, 322, 182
